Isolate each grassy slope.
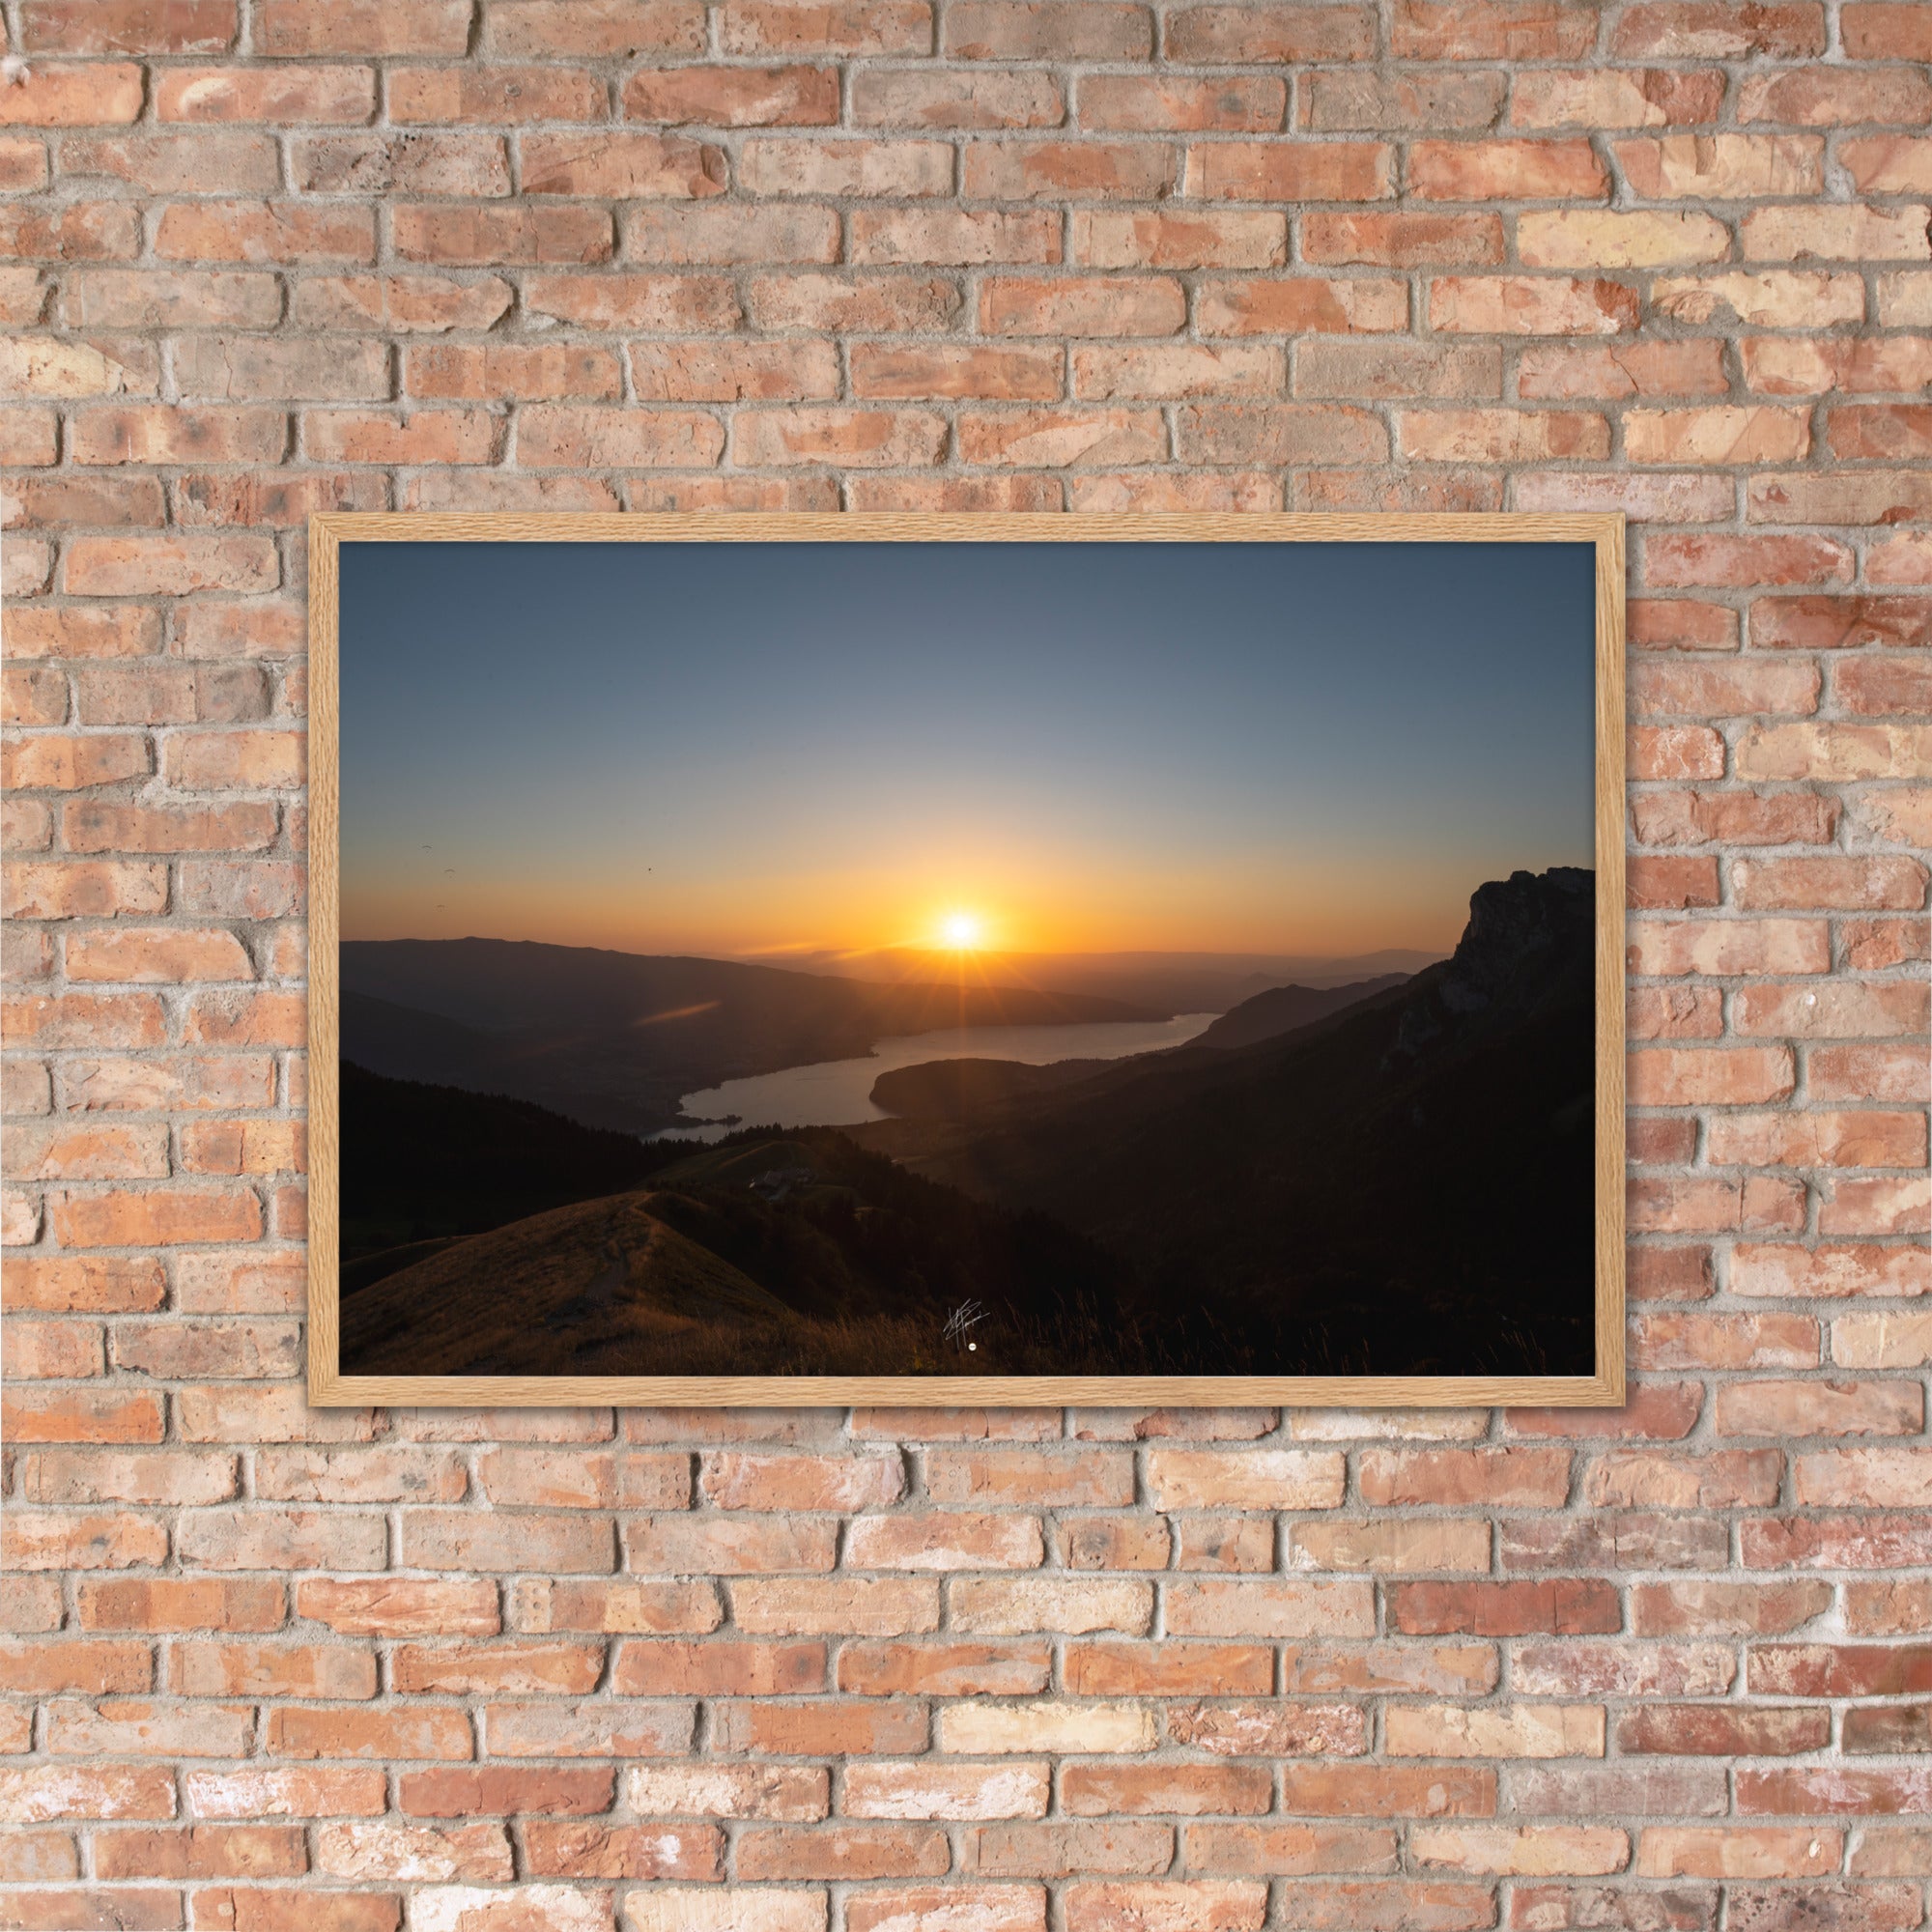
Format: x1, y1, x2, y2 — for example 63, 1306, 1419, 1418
339, 1126, 1159, 1379
339, 1061, 680, 1264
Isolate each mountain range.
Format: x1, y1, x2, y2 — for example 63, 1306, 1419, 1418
340, 937, 1153, 1134
336, 869, 1597, 1379
763, 945, 1444, 1015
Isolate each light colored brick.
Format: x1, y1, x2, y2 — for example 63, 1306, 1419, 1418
1, 14, 1927, 1897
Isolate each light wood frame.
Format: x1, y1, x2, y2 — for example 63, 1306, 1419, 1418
307, 511, 1626, 1409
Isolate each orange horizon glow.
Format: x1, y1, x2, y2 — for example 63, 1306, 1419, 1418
339, 859, 1473, 964
341, 810, 1496, 964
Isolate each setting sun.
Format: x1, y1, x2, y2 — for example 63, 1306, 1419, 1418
939, 912, 983, 950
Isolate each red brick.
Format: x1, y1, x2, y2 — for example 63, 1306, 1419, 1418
624, 66, 838, 127
1646, 533, 1855, 591
1620, 1706, 1830, 1757
983, 272, 1186, 338
958, 407, 1166, 468
1745, 204, 1931, 264
849, 344, 1061, 401
1171, 5, 1371, 60
265, 1706, 472, 1762
737, 1824, 948, 1880
1186, 142, 1393, 204
1844, 2, 1932, 56
852, 208, 1062, 265
0, 63, 145, 125
733, 407, 946, 468
624, 1763, 828, 1820
1631, 790, 1835, 848
257, 0, 471, 54
5, 2, 1932, 1876
1196, 277, 1406, 336
1306, 71, 1506, 132
1636, 1316, 1824, 1384
737, 137, 952, 196
65, 533, 279, 596
79, 1579, 285, 1634
699, 1693, 918, 1754
1430, 277, 1639, 335
1388, 1580, 1621, 1636
153, 65, 374, 124
1062, 1885, 1260, 1932
1082, 75, 1284, 132
1410, 140, 1606, 200
720, 2, 929, 54
506, 1821, 705, 1881
945, 2, 1147, 56
522, 276, 713, 338
400, 1767, 615, 1818
1513, 68, 1723, 129
0, 201, 141, 260
393, 205, 611, 267
1736, 860, 1928, 915
851, 70, 1062, 128
1614, 3, 1824, 57
1629, 1174, 1808, 1236
960, 1821, 1174, 1877
1387, 2, 1591, 57
485, 0, 706, 55
183, 1767, 387, 1819
94, 1824, 303, 1880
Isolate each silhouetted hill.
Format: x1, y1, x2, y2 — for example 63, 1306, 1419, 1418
339, 1061, 679, 1265
339, 1127, 1141, 1378
870, 1056, 1110, 1120
341, 993, 510, 1094
339, 937, 1154, 1133
855, 869, 1598, 1377
1387, 866, 1595, 1064
865, 972, 1412, 1124
1194, 973, 1410, 1050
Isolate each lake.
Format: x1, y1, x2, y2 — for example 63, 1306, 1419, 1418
654, 1011, 1218, 1142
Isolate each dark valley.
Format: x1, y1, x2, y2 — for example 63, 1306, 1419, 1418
339, 869, 1596, 1380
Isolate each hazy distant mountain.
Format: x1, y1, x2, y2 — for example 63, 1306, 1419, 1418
341, 992, 511, 1094
1194, 974, 1411, 1050
339, 937, 1153, 1133
762, 946, 1447, 1015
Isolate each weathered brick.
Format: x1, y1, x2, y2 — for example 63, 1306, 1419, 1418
1430, 277, 1639, 335
1, 11, 1927, 1898
1186, 141, 1393, 204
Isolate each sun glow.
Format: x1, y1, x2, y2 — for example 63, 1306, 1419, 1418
938, 911, 984, 951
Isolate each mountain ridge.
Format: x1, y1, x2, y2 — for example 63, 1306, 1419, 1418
1195, 972, 1411, 1051
340, 936, 1158, 1133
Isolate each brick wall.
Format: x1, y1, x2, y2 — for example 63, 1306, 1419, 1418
3, 0, 1931, 1927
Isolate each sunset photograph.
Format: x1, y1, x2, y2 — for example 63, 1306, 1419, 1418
327, 531, 1604, 1383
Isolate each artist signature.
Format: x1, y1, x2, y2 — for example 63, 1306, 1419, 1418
943, 1300, 988, 1351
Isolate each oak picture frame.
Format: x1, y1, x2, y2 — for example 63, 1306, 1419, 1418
307, 511, 1627, 1409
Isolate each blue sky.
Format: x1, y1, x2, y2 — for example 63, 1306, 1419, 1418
338, 537, 1597, 959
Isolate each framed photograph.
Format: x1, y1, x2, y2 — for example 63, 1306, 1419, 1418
308, 513, 1625, 1407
